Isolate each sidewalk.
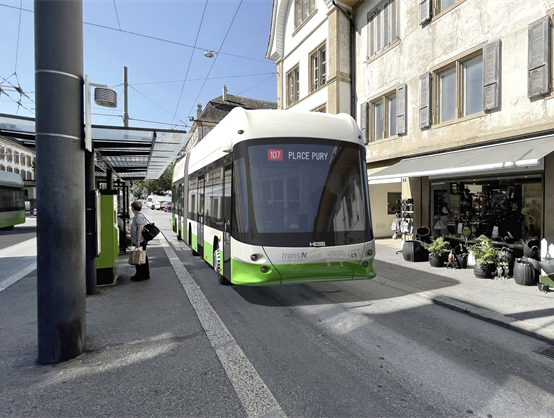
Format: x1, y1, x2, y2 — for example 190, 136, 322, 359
374, 238, 554, 345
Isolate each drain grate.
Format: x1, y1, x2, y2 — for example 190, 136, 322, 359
537, 345, 554, 360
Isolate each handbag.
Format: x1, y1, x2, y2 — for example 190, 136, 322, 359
142, 216, 160, 242
128, 249, 146, 265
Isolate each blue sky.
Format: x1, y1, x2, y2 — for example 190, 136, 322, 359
0, 0, 277, 131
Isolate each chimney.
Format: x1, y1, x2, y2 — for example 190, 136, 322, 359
223, 85, 228, 101
196, 103, 202, 119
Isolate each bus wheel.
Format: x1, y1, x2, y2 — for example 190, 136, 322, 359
214, 248, 230, 285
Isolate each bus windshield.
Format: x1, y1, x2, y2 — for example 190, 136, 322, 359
232, 138, 372, 247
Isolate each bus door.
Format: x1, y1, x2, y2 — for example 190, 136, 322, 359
197, 175, 205, 257
222, 165, 232, 278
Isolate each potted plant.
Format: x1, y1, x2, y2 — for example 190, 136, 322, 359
469, 236, 500, 278
425, 236, 450, 267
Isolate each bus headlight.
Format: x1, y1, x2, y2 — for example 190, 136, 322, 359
367, 249, 373, 257
260, 266, 269, 273
251, 254, 259, 261
362, 261, 369, 268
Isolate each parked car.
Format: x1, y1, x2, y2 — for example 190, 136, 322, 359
154, 201, 162, 210
164, 202, 172, 212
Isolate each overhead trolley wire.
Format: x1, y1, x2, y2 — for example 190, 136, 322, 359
171, 0, 209, 127
0, 3, 273, 65
185, 0, 245, 123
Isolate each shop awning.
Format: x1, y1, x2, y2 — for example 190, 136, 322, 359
368, 135, 554, 183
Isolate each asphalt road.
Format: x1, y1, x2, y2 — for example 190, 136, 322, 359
0, 214, 37, 250
145, 208, 554, 418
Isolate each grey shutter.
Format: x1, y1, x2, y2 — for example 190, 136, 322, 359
383, 1, 389, 47
483, 40, 501, 111
376, 9, 382, 52
419, 0, 431, 26
390, 0, 397, 42
360, 102, 369, 145
368, 12, 375, 57
419, 73, 431, 129
396, 84, 407, 135
528, 16, 551, 98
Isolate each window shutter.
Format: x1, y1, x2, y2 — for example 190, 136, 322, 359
483, 40, 501, 111
396, 84, 407, 135
419, 0, 431, 26
528, 16, 551, 98
368, 13, 375, 57
390, 0, 397, 43
384, 1, 389, 47
419, 73, 431, 129
376, 10, 382, 52
360, 102, 369, 145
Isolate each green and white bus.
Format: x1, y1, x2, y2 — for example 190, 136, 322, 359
0, 170, 25, 230
172, 108, 375, 285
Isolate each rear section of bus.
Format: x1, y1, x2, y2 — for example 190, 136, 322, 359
0, 171, 26, 230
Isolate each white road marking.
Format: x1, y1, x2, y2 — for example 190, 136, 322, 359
160, 234, 286, 418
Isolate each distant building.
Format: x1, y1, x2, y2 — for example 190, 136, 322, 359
0, 135, 36, 200
181, 85, 277, 155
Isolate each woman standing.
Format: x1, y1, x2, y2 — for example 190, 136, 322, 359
130, 201, 150, 281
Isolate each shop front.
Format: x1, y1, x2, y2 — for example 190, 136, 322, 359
367, 135, 554, 251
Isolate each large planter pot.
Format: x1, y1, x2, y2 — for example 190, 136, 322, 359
473, 264, 494, 279
514, 258, 539, 286
429, 254, 446, 267
402, 240, 429, 262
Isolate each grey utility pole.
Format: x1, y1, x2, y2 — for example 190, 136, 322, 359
34, 0, 86, 363
123, 66, 129, 128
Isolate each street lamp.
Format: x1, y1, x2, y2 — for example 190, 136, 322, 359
84, 74, 118, 152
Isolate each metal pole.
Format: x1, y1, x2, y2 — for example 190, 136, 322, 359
123, 66, 129, 128
34, 0, 86, 364
85, 147, 97, 295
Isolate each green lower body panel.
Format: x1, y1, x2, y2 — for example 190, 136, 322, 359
540, 275, 554, 286
230, 258, 376, 286
231, 258, 282, 286
191, 232, 197, 251
203, 241, 214, 266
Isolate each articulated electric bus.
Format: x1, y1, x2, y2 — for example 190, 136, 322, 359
0, 171, 25, 230
172, 108, 375, 286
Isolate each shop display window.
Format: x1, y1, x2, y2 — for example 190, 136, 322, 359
430, 176, 542, 245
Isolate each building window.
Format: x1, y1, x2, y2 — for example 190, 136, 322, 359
367, 0, 397, 58
295, 0, 316, 29
388, 192, 401, 215
371, 92, 397, 141
286, 65, 300, 107
310, 43, 326, 92
7, 166, 13, 173
0, 164, 4, 171
0, 147, 4, 161
312, 104, 326, 113
434, 53, 483, 124
434, 0, 464, 15
27, 156, 32, 167
14, 151, 19, 165
6, 148, 12, 163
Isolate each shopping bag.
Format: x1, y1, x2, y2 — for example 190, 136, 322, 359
128, 249, 146, 265
142, 220, 160, 242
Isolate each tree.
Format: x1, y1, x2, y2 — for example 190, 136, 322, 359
131, 163, 174, 198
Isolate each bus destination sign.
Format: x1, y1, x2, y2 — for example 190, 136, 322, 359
268, 149, 329, 162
